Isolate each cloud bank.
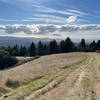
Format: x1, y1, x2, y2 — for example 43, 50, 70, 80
0, 24, 100, 39
0, 24, 100, 33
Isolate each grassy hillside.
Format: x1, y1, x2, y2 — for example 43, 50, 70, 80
0, 52, 87, 100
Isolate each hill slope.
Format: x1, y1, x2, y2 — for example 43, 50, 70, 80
26, 53, 100, 100
0, 52, 87, 100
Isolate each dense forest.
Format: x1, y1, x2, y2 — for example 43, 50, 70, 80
0, 37, 100, 70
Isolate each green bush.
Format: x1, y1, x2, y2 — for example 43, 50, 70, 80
0, 50, 18, 69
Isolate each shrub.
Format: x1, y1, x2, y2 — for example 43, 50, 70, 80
5, 78, 19, 88
96, 50, 100, 53
0, 50, 18, 69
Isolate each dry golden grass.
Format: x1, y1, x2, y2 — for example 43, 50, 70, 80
0, 53, 85, 92
16, 57, 32, 65
16, 56, 32, 61
0, 52, 86, 100
0, 53, 85, 86
0, 52, 87, 100
2, 52, 100, 100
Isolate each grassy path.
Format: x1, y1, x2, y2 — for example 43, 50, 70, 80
31, 53, 100, 100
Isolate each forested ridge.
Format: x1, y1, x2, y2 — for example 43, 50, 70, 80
1, 37, 100, 57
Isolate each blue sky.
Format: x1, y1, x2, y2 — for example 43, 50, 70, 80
0, 0, 100, 25
0, 0, 100, 40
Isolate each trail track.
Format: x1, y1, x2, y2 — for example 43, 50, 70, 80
26, 53, 100, 100
1, 53, 100, 100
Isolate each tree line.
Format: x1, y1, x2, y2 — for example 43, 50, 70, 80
1, 37, 100, 70
1, 37, 100, 57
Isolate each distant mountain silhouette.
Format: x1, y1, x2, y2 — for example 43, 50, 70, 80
0, 36, 96, 47
0, 36, 61, 47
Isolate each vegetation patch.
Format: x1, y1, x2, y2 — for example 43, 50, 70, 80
5, 79, 20, 89
0, 50, 18, 70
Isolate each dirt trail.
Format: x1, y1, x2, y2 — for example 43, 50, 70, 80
26, 53, 100, 100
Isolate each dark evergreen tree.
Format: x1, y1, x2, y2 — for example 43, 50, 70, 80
79, 38, 86, 51
44, 44, 48, 55
23, 46, 28, 56
19, 46, 28, 56
59, 40, 66, 53
64, 37, 74, 53
6, 46, 12, 55
97, 40, 100, 50
49, 40, 58, 54
29, 42, 36, 56
12, 44, 19, 56
89, 40, 97, 52
38, 41, 44, 56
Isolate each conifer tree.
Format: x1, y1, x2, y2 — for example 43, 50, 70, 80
89, 40, 97, 52
49, 40, 58, 54
59, 40, 65, 53
29, 42, 36, 56
97, 40, 100, 50
64, 37, 74, 53
19, 46, 28, 56
79, 38, 86, 51
44, 44, 48, 55
38, 41, 44, 56
12, 44, 19, 56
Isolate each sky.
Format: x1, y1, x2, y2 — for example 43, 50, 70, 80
0, 0, 100, 40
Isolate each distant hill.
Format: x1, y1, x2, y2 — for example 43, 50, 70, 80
0, 36, 95, 47
0, 36, 60, 47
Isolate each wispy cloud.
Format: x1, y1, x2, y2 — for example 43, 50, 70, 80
30, 5, 88, 24
0, 18, 33, 22
0, 0, 89, 25
66, 9, 87, 16
31, 14, 66, 24
33, 5, 87, 17
0, 0, 35, 4
0, 14, 88, 25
